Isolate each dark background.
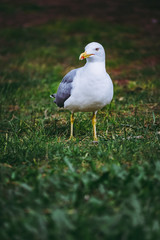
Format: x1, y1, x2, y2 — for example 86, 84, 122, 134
0, 0, 159, 34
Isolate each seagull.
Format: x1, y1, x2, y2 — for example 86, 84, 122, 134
50, 42, 113, 142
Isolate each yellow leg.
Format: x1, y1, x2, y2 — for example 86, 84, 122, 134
69, 112, 75, 140
92, 112, 98, 142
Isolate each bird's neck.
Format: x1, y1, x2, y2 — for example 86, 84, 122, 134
84, 61, 106, 74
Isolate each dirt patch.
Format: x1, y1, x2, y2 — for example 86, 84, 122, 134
142, 56, 160, 67
114, 79, 129, 86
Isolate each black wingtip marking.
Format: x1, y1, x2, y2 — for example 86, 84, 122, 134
50, 94, 56, 98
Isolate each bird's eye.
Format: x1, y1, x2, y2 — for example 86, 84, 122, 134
95, 48, 99, 51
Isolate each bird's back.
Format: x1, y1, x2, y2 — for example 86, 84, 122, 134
53, 69, 77, 108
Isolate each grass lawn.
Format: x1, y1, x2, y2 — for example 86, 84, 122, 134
0, 1, 160, 239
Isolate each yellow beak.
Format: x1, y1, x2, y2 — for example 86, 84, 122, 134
79, 51, 94, 60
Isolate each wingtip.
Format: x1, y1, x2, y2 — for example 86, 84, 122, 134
50, 94, 56, 99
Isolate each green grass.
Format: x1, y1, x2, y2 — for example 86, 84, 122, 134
0, 16, 160, 240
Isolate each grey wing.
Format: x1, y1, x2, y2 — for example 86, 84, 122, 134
55, 69, 77, 108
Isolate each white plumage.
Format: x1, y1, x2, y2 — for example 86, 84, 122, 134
65, 62, 113, 112
51, 42, 113, 141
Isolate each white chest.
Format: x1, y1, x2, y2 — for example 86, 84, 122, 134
64, 64, 113, 112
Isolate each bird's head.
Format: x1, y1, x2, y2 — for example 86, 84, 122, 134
79, 42, 105, 63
